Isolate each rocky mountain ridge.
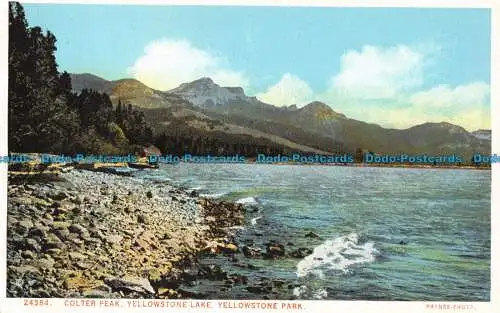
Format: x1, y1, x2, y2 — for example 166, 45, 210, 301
69, 73, 491, 158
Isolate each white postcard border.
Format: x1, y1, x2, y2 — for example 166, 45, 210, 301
0, 0, 498, 312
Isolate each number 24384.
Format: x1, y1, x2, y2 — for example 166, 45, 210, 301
24, 299, 49, 306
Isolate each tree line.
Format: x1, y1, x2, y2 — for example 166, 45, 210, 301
144, 108, 295, 156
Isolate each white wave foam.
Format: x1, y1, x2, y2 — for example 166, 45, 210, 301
293, 285, 328, 300
227, 225, 246, 230
250, 216, 263, 225
312, 288, 328, 299
293, 285, 308, 297
296, 233, 377, 278
199, 192, 226, 199
236, 196, 259, 205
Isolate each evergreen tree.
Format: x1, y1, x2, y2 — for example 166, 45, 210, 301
9, 2, 155, 154
9, 2, 80, 153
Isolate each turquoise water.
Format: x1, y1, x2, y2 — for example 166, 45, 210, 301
136, 164, 491, 300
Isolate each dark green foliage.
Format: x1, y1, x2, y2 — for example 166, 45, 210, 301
151, 113, 293, 157
154, 131, 289, 157
114, 100, 153, 147
202, 110, 347, 153
9, 2, 80, 153
8, 2, 154, 154
70, 89, 112, 132
68, 91, 154, 154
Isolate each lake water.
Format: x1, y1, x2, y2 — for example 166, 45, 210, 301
136, 164, 491, 301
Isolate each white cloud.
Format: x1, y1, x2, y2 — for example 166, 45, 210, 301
211, 70, 249, 88
318, 44, 490, 131
256, 73, 313, 107
444, 108, 490, 131
330, 45, 425, 100
128, 39, 248, 91
406, 82, 490, 131
347, 105, 490, 132
333, 82, 491, 131
410, 82, 490, 109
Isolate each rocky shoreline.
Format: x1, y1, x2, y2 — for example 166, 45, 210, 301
6, 167, 248, 298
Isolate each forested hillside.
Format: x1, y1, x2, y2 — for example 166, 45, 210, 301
8, 2, 153, 155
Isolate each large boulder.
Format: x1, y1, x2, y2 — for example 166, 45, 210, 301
264, 241, 285, 259
242, 245, 263, 258
104, 276, 155, 295
289, 247, 313, 258
305, 231, 321, 239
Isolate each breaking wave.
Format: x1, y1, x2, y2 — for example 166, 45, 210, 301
296, 233, 377, 278
293, 285, 328, 299
250, 216, 263, 225
236, 196, 259, 205
199, 192, 227, 199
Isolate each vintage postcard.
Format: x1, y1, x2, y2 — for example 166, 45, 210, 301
0, 0, 498, 312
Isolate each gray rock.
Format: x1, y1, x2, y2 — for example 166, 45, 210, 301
31, 289, 51, 297
137, 214, 147, 224
76, 261, 92, 269
53, 227, 71, 241
289, 247, 314, 258
71, 238, 83, 246
10, 196, 33, 205
24, 238, 41, 252
61, 166, 73, 173
69, 224, 89, 235
242, 245, 262, 258
44, 234, 65, 249
17, 219, 34, 235
9, 265, 40, 275
305, 231, 321, 239
80, 232, 92, 241
21, 250, 37, 259
106, 234, 123, 244
10, 233, 24, 246
104, 276, 155, 295
25, 185, 36, 192
42, 214, 54, 223
82, 289, 112, 298
265, 242, 286, 259
95, 284, 113, 293
46, 248, 62, 256
33, 256, 55, 270
68, 252, 86, 261
49, 191, 68, 201
29, 226, 48, 238
89, 229, 106, 241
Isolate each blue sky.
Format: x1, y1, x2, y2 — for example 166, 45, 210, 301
24, 4, 491, 130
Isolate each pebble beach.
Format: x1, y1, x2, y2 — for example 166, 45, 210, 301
6, 167, 246, 298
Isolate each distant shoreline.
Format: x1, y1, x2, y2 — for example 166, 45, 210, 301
241, 161, 491, 170
5, 152, 492, 172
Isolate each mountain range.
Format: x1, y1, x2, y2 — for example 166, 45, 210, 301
70, 73, 491, 159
